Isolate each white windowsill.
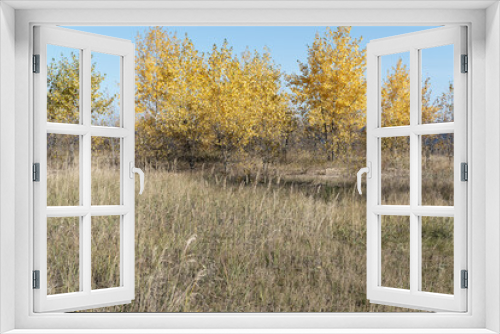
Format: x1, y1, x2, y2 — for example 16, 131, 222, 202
3, 330, 498, 334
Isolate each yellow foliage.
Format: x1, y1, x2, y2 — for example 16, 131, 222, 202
380, 58, 410, 127
47, 52, 117, 153
287, 27, 366, 163
49, 26, 448, 172
135, 28, 292, 168
47, 53, 116, 125
381, 58, 440, 127
380, 58, 440, 152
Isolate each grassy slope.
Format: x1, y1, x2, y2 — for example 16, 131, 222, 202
47, 160, 453, 312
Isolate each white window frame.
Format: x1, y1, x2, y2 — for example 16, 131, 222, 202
33, 25, 136, 313
365, 26, 467, 312
1, 1, 499, 333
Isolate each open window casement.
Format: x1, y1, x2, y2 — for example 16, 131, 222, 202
362, 26, 467, 312
33, 26, 140, 312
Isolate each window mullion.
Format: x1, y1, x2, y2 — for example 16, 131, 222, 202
78, 47, 85, 291
409, 47, 420, 295
82, 47, 92, 295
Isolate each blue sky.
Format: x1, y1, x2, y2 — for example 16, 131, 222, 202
53, 26, 453, 102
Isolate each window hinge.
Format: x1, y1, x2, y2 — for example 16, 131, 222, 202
461, 54, 468, 73
461, 270, 468, 289
33, 54, 40, 73
461, 162, 468, 181
33, 163, 40, 182
33, 270, 40, 289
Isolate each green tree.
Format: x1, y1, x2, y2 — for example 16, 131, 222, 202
47, 52, 116, 124
47, 52, 117, 165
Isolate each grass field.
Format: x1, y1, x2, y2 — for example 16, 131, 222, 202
46, 154, 453, 312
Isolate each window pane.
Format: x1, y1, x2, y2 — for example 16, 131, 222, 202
381, 215, 410, 290
380, 52, 410, 127
47, 134, 80, 206
421, 134, 454, 206
47, 217, 80, 295
381, 137, 410, 205
47, 45, 80, 124
91, 52, 121, 127
92, 215, 120, 290
421, 217, 454, 294
421, 45, 454, 124
91, 137, 121, 206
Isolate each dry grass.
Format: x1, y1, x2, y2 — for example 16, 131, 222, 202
46, 155, 453, 312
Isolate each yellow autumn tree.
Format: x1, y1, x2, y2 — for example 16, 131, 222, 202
287, 26, 366, 164
381, 58, 440, 126
241, 49, 292, 171
422, 82, 454, 167
434, 82, 454, 123
281, 109, 299, 163
135, 28, 294, 170
164, 36, 211, 168
380, 58, 410, 128
47, 52, 116, 165
381, 58, 439, 155
421, 77, 440, 124
135, 27, 213, 167
47, 52, 116, 124
205, 41, 253, 171
135, 27, 180, 163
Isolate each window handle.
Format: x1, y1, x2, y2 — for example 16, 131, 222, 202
357, 162, 371, 195
129, 162, 145, 195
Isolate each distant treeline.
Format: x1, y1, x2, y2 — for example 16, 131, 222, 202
46, 26, 454, 171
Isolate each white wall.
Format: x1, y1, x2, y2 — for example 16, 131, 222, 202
0, 2, 16, 333
486, 2, 500, 333
5, 4, 492, 332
